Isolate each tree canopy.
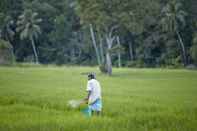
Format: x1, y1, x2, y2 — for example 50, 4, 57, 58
0, 0, 196, 69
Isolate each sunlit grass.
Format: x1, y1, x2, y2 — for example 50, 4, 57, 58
0, 67, 197, 131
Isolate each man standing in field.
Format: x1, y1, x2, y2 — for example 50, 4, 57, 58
84, 73, 102, 115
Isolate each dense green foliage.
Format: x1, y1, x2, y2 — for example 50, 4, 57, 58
0, 67, 197, 130
0, 0, 196, 68
0, 39, 12, 49
0, 39, 15, 65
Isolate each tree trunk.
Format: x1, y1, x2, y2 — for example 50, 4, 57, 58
176, 31, 187, 66
30, 37, 39, 64
106, 51, 112, 75
105, 30, 115, 75
99, 33, 105, 64
116, 36, 121, 68
89, 24, 101, 65
71, 48, 76, 62
128, 41, 134, 61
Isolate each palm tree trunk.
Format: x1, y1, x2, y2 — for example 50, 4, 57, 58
89, 24, 101, 65
30, 37, 39, 64
116, 36, 121, 68
128, 41, 134, 61
99, 33, 105, 64
71, 48, 76, 62
176, 31, 187, 65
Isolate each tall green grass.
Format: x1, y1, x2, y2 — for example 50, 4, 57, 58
0, 67, 197, 131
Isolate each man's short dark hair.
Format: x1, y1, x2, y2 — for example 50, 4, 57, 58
88, 73, 96, 79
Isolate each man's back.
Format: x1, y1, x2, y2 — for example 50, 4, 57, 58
87, 79, 101, 104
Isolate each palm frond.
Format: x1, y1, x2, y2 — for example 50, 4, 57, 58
175, 2, 182, 12
179, 10, 187, 17
17, 9, 42, 41
20, 27, 28, 40
16, 26, 24, 32
34, 18, 42, 24
193, 33, 197, 44
25, 23, 31, 30
18, 14, 25, 19
176, 14, 185, 26
34, 25, 41, 34
32, 12, 38, 18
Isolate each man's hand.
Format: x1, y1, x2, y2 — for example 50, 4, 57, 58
84, 91, 91, 104
84, 98, 88, 104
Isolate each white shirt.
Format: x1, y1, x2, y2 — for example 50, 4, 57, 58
86, 79, 102, 104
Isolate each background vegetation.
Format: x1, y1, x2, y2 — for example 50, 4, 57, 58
0, 0, 197, 73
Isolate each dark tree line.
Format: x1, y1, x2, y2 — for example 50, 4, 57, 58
0, 0, 197, 74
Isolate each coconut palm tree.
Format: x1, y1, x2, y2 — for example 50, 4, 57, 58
160, 0, 187, 65
17, 9, 42, 64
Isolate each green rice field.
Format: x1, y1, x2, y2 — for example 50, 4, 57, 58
0, 67, 197, 131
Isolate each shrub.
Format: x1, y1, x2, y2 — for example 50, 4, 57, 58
0, 39, 15, 65
190, 44, 197, 66
99, 64, 108, 73
126, 59, 145, 68
0, 39, 13, 49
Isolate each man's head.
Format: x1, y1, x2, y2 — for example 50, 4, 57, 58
88, 73, 96, 80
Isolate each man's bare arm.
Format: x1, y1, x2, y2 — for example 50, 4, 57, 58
84, 91, 91, 103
